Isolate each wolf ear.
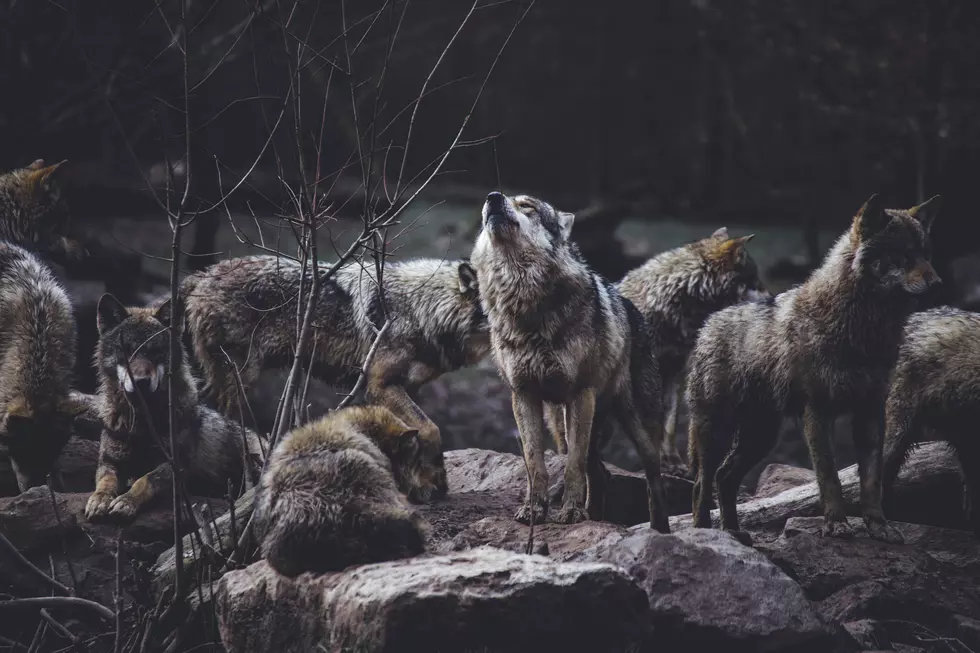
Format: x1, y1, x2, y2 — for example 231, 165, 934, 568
908, 195, 941, 234
710, 234, 754, 265
27, 160, 66, 193
711, 227, 730, 240
557, 211, 575, 241
399, 428, 421, 458
97, 293, 128, 334
153, 296, 184, 329
457, 261, 478, 296
855, 194, 889, 239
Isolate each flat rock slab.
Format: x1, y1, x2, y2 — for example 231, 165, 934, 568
585, 528, 831, 652
754, 463, 816, 498
445, 515, 627, 559
446, 448, 693, 526
216, 548, 651, 653
669, 442, 967, 533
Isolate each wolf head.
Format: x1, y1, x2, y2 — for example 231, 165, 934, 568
850, 195, 941, 295
0, 395, 83, 491
478, 191, 576, 254
96, 293, 184, 398
339, 405, 437, 503
0, 160, 70, 251
699, 227, 770, 303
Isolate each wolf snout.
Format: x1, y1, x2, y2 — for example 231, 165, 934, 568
486, 191, 505, 211
117, 359, 166, 394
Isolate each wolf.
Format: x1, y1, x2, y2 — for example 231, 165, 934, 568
470, 191, 669, 531
0, 241, 84, 492
551, 228, 768, 474
181, 255, 490, 501
687, 194, 941, 543
84, 294, 266, 520
251, 404, 428, 576
882, 307, 980, 534
0, 159, 84, 262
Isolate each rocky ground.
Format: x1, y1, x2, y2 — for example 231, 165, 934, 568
1, 435, 976, 652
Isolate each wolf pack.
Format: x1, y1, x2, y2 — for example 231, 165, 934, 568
0, 157, 967, 577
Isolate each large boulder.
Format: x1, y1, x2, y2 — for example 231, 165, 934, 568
583, 528, 831, 652
754, 464, 816, 499
757, 517, 980, 651
215, 548, 650, 653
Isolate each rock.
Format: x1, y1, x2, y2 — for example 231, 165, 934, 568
755, 464, 816, 498
0, 486, 77, 551
669, 442, 967, 533
585, 528, 830, 652
843, 619, 892, 650
215, 548, 650, 653
0, 437, 98, 497
446, 516, 627, 559
757, 517, 980, 646
445, 448, 694, 526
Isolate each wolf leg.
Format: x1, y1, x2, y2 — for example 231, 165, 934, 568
661, 376, 688, 475
617, 404, 670, 533
803, 403, 853, 538
545, 402, 567, 454
716, 410, 778, 544
557, 389, 595, 524
512, 391, 549, 525
882, 388, 923, 520
853, 402, 904, 544
107, 463, 172, 520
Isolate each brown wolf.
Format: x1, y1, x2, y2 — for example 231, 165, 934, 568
471, 191, 668, 531
0, 242, 83, 491
181, 255, 489, 501
687, 195, 941, 543
251, 404, 428, 576
0, 159, 84, 262
882, 307, 980, 534
85, 294, 266, 520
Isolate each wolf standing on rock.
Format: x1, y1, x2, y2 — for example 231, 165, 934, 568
85, 294, 265, 520
181, 255, 490, 501
471, 191, 669, 531
687, 194, 941, 543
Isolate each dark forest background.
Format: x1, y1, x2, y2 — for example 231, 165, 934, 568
4, 1, 978, 235
3, 0, 980, 395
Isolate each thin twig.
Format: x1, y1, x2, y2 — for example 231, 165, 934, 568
38, 609, 84, 652
336, 320, 390, 410
0, 597, 114, 623
46, 478, 78, 595
0, 531, 70, 596
114, 530, 123, 653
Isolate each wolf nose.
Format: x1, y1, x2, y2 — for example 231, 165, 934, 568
486, 191, 505, 210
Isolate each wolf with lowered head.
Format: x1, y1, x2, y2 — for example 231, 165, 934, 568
252, 404, 428, 576
471, 191, 668, 531
85, 294, 265, 521
687, 194, 941, 544
181, 255, 490, 501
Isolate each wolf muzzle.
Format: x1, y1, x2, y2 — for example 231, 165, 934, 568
484, 191, 513, 231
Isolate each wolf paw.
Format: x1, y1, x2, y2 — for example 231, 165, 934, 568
820, 519, 855, 539
84, 491, 116, 520
515, 500, 548, 525
555, 504, 589, 524
107, 494, 141, 520
725, 529, 754, 546
866, 518, 904, 544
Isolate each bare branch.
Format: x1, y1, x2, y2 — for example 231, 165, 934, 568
0, 598, 115, 623
0, 531, 71, 597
